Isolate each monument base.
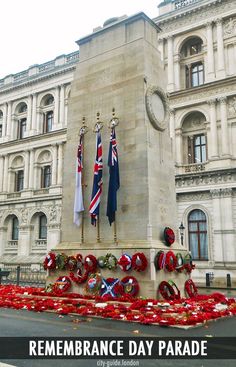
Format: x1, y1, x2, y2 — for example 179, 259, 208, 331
46, 241, 191, 299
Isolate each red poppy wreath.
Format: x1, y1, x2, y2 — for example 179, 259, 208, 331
163, 227, 175, 246
43, 252, 56, 270
131, 252, 148, 272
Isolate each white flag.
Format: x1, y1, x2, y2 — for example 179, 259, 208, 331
73, 137, 84, 226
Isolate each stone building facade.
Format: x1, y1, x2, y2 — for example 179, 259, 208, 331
0, 52, 79, 265
155, 0, 236, 284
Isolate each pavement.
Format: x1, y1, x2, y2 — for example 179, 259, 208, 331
0, 306, 235, 367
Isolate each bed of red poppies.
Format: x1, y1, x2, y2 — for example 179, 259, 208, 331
0, 285, 235, 327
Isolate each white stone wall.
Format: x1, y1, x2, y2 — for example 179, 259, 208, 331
0, 52, 79, 264
156, 0, 236, 284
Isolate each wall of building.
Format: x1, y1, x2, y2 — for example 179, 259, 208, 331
0, 52, 79, 264
156, 0, 236, 284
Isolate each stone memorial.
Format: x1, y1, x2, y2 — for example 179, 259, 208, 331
48, 12, 190, 298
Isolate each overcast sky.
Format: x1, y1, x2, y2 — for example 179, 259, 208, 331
0, 0, 161, 79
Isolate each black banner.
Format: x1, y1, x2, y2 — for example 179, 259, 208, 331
0, 337, 235, 359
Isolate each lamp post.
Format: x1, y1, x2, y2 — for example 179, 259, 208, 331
179, 222, 185, 246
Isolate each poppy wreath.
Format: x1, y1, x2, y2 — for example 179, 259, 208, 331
154, 251, 165, 270
163, 227, 175, 246
56, 253, 68, 270
43, 252, 56, 270
184, 253, 193, 265
66, 256, 78, 271
168, 280, 181, 300
84, 254, 97, 272
131, 252, 148, 272
158, 281, 176, 301
85, 273, 102, 295
185, 279, 198, 298
100, 278, 121, 298
121, 276, 140, 297
165, 251, 177, 272
118, 254, 132, 272
105, 253, 118, 270
69, 268, 89, 284
76, 254, 84, 269
97, 256, 106, 269
53, 276, 71, 294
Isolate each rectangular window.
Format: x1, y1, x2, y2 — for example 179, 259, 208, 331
194, 135, 207, 163
191, 63, 204, 87
12, 217, 19, 241
43, 111, 53, 133
0, 124, 2, 137
15, 170, 24, 191
18, 118, 27, 139
39, 215, 47, 239
41, 166, 51, 188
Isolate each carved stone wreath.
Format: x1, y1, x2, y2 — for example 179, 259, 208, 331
145, 86, 169, 131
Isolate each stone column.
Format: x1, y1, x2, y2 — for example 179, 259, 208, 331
36, 107, 42, 134
6, 102, 12, 139
167, 36, 175, 92
29, 149, 35, 189
3, 154, 9, 192
175, 128, 182, 165
27, 95, 32, 136
57, 143, 63, 185
158, 38, 164, 62
59, 84, 65, 127
24, 150, 30, 190
51, 144, 58, 185
169, 109, 176, 160
0, 155, 3, 192
54, 86, 60, 126
219, 96, 230, 156
31, 94, 37, 134
206, 22, 215, 81
174, 55, 180, 90
2, 104, 7, 137
220, 188, 234, 262
210, 189, 223, 262
208, 99, 218, 158
216, 19, 225, 78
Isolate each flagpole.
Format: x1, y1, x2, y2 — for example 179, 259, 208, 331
109, 108, 120, 244
113, 215, 117, 243
92, 112, 103, 243
80, 117, 88, 244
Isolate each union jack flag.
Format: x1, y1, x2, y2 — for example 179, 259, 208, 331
73, 136, 84, 226
89, 131, 103, 226
106, 128, 120, 225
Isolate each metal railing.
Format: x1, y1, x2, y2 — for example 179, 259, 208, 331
0, 264, 46, 287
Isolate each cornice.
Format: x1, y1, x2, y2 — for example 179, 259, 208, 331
175, 168, 236, 188
0, 65, 76, 96
154, 0, 235, 34
0, 128, 67, 151
169, 75, 236, 107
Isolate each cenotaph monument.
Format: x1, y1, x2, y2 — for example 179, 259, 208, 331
48, 12, 189, 298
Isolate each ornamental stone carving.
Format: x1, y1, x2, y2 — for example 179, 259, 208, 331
49, 206, 57, 223
228, 97, 236, 116
210, 189, 221, 198
224, 17, 236, 38
221, 188, 233, 198
177, 192, 211, 202
20, 208, 28, 223
145, 86, 169, 131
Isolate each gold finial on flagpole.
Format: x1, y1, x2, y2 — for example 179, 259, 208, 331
93, 112, 103, 133
79, 116, 88, 136
109, 107, 119, 129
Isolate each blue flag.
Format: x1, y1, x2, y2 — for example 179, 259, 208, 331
106, 128, 120, 225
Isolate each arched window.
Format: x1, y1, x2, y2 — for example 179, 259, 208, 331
188, 209, 208, 260
40, 94, 54, 133
39, 214, 47, 239
180, 37, 204, 89
12, 216, 19, 241
15, 102, 28, 139
182, 111, 207, 165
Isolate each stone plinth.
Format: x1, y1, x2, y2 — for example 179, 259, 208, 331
49, 13, 190, 299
